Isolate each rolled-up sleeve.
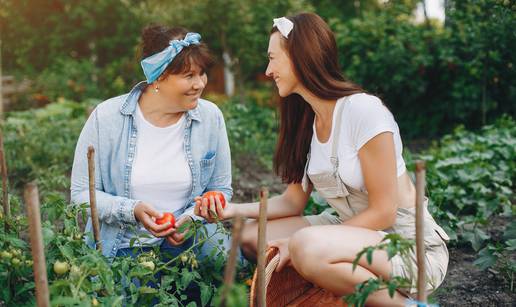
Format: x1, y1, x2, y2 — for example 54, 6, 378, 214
70, 109, 139, 226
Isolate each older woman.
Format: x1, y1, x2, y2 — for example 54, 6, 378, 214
71, 25, 232, 261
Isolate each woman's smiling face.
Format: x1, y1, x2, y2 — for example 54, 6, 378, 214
158, 62, 208, 111
265, 32, 300, 97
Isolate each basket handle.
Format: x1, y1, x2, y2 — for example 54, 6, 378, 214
264, 250, 280, 287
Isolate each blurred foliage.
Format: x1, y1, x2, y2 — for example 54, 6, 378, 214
221, 90, 278, 171
333, 0, 515, 138
1, 0, 514, 138
308, 0, 382, 21
138, 0, 313, 93
0, 0, 144, 100
1, 99, 97, 201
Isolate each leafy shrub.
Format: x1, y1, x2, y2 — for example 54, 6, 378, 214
412, 115, 515, 287
2, 100, 96, 200
333, 0, 515, 138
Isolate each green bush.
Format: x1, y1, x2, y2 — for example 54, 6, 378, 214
333, 0, 515, 138
418, 116, 515, 243
3, 1, 514, 139
34, 58, 101, 103
223, 101, 277, 172
411, 115, 515, 286
2, 100, 96, 200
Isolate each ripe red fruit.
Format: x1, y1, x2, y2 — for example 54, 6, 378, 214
202, 191, 226, 209
155, 212, 175, 228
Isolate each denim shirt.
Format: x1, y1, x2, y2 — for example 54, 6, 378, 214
70, 81, 232, 258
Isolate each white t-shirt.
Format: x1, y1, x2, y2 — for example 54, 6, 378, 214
120, 103, 192, 247
307, 93, 406, 192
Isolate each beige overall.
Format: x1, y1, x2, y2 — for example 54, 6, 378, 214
301, 99, 449, 296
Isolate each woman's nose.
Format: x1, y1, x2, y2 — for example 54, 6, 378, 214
192, 76, 205, 90
265, 63, 273, 78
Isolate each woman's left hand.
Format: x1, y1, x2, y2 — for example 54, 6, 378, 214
166, 216, 193, 246
268, 238, 291, 272
193, 195, 236, 222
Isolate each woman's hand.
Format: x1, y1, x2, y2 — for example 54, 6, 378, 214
134, 202, 176, 237
193, 194, 236, 223
268, 238, 291, 272
165, 216, 193, 246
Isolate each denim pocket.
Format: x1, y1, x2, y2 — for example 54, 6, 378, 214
199, 152, 216, 187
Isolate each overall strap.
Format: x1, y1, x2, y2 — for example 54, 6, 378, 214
330, 96, 350, 172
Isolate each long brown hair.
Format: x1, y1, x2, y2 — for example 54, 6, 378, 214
272, 13, 363, 184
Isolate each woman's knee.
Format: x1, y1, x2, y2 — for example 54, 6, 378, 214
289, 227, 329, 277
239, 222, 258, 258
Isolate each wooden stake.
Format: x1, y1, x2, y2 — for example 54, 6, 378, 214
0, 38, 4, 115
0, 129, 9, 230
257, 187, 268, 307
87, 146, 101, 252
415, 160, 427, 303
220, 215, 244, 307
24, 182, 50, 307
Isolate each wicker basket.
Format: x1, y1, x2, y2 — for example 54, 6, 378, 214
249, 247, 345, 307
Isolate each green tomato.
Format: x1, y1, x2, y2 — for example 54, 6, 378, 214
191, 259, 198, 270
11, 258, 21, 266
140, 261, 155, 271
1, 251, 12, 260
53, 260, 70, 275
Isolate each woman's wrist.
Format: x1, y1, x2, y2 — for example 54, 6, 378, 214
226, 203, 239, 219
133, 201, 144, 222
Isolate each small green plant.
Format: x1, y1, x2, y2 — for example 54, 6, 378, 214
344, 233, 414, 307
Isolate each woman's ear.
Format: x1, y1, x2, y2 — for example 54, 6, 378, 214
157, 73, 169, 82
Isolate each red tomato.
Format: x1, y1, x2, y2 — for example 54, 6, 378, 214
202, 191, 226, 208
155, 212, 175, 228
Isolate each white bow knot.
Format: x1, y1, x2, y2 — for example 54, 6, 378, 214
273, 17, 294, 38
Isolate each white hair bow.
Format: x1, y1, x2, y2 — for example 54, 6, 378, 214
273, 17, 294, 38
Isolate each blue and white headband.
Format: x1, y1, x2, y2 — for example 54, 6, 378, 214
141, 32, 202, 83
273, 17, 294, 38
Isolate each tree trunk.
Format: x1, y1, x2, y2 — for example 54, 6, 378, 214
223, 51, 235, 97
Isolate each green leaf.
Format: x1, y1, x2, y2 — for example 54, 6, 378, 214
505, 239, 516, 251
42, 227, 55, 246
366, 248, 374, 265
58, 243, 74, 259
473, 247, 498, 270
180, 269, 194, 290
139, 286, 158, 294
200, 283, 212, 307
14, 281, 35, 297
503, 221, 516, 241
387, 282, 397, 298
